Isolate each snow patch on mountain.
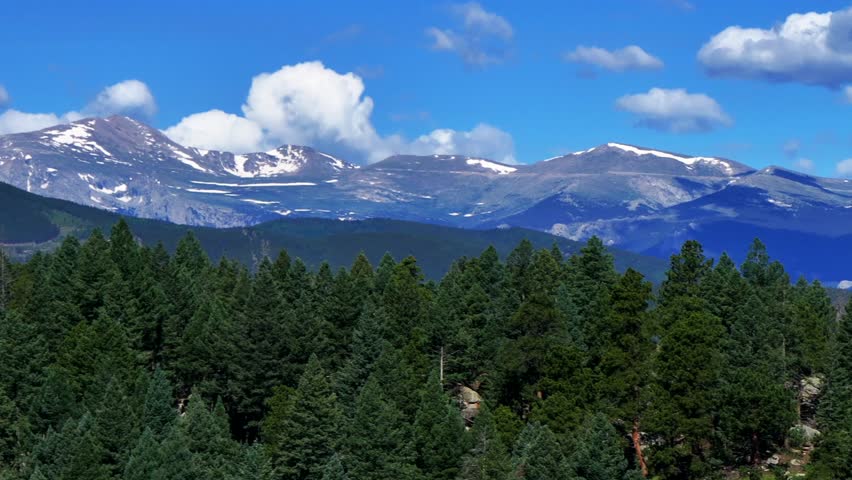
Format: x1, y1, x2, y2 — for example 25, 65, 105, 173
43, 124, 114, 157
465, 158, 516, 174
606, 143, 734, 174
190, 180, 317, 187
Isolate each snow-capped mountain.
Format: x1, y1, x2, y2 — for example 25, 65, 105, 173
0, 116, 359, 226
3, 116, 852, 281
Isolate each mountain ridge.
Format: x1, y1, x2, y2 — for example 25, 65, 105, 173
3, 116, 851, 281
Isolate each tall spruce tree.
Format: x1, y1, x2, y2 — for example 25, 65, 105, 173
265, 355, 342, 480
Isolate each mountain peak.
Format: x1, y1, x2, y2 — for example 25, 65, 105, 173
541, 142, 752, 177
368, 153, 517, 174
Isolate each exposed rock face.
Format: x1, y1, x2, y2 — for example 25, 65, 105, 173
799, 375, 824, 426
790, 424, 821, 446
456, 386, 482, 425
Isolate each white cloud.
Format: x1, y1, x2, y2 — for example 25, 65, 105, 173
426, 2, 514, 67
163, 110, 264, 153
84, 80, 156, 118
837, 158, 852, 176
794, 158, 815, 172
0, 85, 8, 107
407, 123, 516, 164
0, 110, 66, 135
0, 80, 155, 135
164, 61, 515, 163
615, 88, 732, 133
698, 8, 852, 88
844, 86, 852, 103
241, 61, 381, 152
565, 45, 664, 71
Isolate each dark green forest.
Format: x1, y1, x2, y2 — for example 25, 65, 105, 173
0, 220, 850, 479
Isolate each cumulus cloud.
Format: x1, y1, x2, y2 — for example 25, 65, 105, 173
0, 110, 68, 136
0, 85, 8, 107
615, 87, 733, 133
837, 158, 852, 176
0, 80, 155, 135
794, 158, 815, 172
698, 8, 852, 88
426, 2, 514, 67
84, 80, 157, 118
164, 61, 515, 163
163, 110, 264, 153
844, 86, 852, 103
565, 45, 664, 71
407, 123, 516, 164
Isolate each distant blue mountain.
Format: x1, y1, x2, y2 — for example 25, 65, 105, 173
2, 117, 851, 282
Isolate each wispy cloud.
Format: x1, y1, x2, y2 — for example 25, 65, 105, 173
794, 158, 815, 172
565, 45, 663, 72
426, 2, 514, 67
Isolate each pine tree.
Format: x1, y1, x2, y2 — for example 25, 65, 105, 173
345, 375, 419, 480
373, 252, 397, 295
413, 372, 466, 480
156, 422, 197, 480
382, 256, 430, 346
567, 413, 641, 480
181, 394, 238, 479
233, 443, 273, 480
335, 302, 387, 410
458, 405, 512, 480
265, 355, 342, 480
231, 258, 293, 439
788, 278, 832, 378
720, 291, 794, 465
658, 240, 713, 308
92, 378, 139, 476
109, 219, 141, 281
644, 300, 724, 478
809, 306, 852, 477
321, 453, 349, 480
510, 422, 568, 480
123, 428, 161, 480
142, 368, 176, 439
0, 250, 12, 313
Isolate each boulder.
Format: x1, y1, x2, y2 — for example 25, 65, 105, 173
457, 386, 482, 425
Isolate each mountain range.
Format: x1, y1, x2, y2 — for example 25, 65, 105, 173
1, 115, 850, 282
0, 180, 667, 281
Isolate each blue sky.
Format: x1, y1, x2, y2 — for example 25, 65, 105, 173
1, 0, 851, 175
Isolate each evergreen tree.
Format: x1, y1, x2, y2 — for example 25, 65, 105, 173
645, 299, 724, 478
321, 453, 349, 480
809, 306, 852, 477
234, 443, 273, 480
181, 394, 238, 479
658, 240, 713, 308
458, 405, 512, 480
142, 368, 176, 439
345, 375, 419, 480
413, 372, 466, 480
123, 428, 161, 480
265, 355, 342, 480
567, 413, 641, 480
510, 422, 568, 480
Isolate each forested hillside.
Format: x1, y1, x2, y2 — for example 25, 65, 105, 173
0, 181, 667, 282
0, 220, 850, 479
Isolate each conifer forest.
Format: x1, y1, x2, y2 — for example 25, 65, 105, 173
1, 220, 851, 480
